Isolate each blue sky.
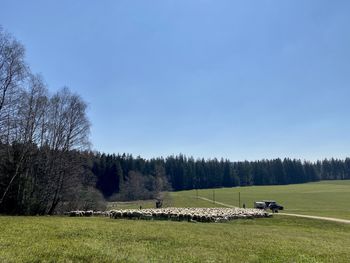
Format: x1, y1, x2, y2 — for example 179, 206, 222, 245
1, 0, 350, 161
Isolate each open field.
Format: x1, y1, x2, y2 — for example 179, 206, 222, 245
1, 181, 350, 262
108, 196, 219, 210
108, 199, 158, 210
109, 180, 350, 220
1, 216, 350, 262
170, 180, 350, 220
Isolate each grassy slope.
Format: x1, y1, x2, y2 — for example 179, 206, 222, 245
0, 216, 350, 263
170, 180, 350, 220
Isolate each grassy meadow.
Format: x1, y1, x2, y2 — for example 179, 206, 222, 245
2, 180, 350, 262
170, 180, 350, 220
111, 180, 350, 220
0, 216, 350, 262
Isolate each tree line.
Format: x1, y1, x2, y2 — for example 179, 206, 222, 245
92, 153, 350, 199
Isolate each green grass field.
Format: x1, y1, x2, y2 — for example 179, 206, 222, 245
2, 180, 350, 262
0, 216, 350, 262
170, 180, 350, 220
111, 180, 350, 220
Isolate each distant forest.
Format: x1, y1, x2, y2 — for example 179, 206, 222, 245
1, 26, 350, 215
93, 153, 350, 199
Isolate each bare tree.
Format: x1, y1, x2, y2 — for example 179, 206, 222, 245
0, 26, 94, 215
0, 74, 48, 207
0, 27, 27, 122
44, 88, 90, 214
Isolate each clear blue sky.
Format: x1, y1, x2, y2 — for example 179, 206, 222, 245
1, 0, 350, 161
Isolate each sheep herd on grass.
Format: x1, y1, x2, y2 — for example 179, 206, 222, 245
65, 207, 271, 223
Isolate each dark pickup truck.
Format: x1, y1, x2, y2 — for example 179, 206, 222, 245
254, 200, 284, 213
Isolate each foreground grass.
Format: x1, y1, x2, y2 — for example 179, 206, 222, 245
170, 180, 350, 220
0, 216, 349, 262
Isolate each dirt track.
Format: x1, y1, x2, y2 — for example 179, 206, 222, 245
197, 195, 350, 224
276, 213, 350, 224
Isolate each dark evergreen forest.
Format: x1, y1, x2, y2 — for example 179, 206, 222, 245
93, 153, 350, 198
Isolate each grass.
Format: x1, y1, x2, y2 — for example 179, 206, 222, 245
108, 194, 220, 210
109, 181, 350, 219
108, 199, 157, 210
2, 180, 350, 262
170, 180, 350, 220
0, 216, 350, 262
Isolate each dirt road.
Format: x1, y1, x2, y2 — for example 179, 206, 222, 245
276, 213, 350, 224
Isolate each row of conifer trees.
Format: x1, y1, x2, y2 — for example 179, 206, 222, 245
93, 153, 350, 199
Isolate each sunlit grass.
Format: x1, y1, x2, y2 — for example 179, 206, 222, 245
0, 216, 349, 262
2, 181, 350, 262
108, 180, 350, 219
170, 180, 350, 219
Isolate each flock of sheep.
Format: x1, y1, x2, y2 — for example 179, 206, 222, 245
66, 207, 271, 223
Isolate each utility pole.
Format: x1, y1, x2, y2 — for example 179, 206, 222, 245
238, 192, 241, 208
